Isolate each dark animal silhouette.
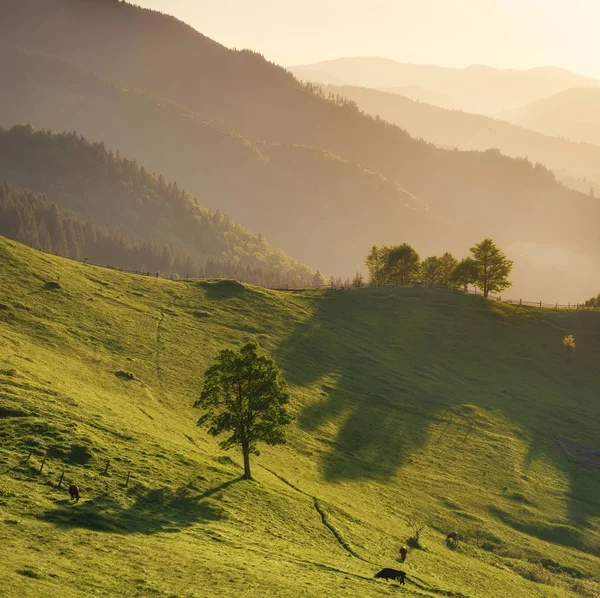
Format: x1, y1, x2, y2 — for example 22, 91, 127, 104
374, 568, 406, 584
399, 545, 408, 561
446, 531, 460, 541
68, 484, 80, 503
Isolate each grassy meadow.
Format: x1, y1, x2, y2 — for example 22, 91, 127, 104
0, 236, 599, 597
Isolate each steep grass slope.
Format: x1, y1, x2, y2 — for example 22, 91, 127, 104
1, 237, 599, 597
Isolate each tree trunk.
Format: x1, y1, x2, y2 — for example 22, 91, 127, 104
242, 445, 252, 480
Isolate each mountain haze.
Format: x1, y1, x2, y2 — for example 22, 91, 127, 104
2, 1, 600, 300
291, 57, 600, 114
322, 84, 600, 195
500, 87, 600, 146
0, 43, 437, 278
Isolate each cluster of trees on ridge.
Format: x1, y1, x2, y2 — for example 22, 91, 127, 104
365, 239, 513, 298
0, 180, 319, 288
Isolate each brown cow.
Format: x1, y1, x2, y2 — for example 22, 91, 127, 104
399, 545, 408, 562
69, 484, 80, 503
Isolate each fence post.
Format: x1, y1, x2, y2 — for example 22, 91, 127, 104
125, 471, 131, 487
555, 303, 558, 310
103, 460, 110, 475
519, 298, 522, 306
539, 301, 542, 308
38, 458, 46, 474
58, 471, 65, 489
25, 450, 33, 463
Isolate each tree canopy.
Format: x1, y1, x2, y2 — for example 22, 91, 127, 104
194, 342, 293, 480
470, 238, 513, 298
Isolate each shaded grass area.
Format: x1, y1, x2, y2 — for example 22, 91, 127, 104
0, 236, 599, 597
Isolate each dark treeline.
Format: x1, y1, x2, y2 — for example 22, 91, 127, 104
0, 125, 313, 283
0, 180, 312, 287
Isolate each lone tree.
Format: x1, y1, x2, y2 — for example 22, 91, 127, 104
470, 238, 513, 298
194, 342, 293, 480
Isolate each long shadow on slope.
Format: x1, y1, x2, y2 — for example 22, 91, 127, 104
275, 288, 600, 546
38, 477, 242, 534
275, 288, 453, 482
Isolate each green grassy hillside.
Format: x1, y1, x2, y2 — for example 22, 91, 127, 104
1, 236, 599, 597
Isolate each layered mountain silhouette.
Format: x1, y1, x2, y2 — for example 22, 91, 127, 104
320, 84, 600, 195
291, 57, 600, 114
1, 0, 599, 299
500, 87, 600, 146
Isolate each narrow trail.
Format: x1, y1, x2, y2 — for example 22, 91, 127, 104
154, 295, 178, 392
260, 465, 371, 562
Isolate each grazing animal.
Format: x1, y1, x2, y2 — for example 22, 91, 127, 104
68, 484, 80, 503
374, 568, 406, 584
399, 545, 408, 561
446, 531, 460, 542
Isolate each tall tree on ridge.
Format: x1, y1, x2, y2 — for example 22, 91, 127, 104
470, 238, 513, 298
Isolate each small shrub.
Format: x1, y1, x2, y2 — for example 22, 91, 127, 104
44, 281, 62, 290
115, 370, 135, 381
513, 562, 555, 586
17, 568, 42, 579
563, 335, 576, 353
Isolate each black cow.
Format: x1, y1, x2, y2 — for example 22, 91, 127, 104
446, 531, 460, 542
69, 484, 80, 503
374, 568, 406, 584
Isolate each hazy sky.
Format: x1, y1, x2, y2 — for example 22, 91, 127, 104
132, 0, 600, 76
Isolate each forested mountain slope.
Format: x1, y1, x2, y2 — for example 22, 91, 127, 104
1, 237, 599, 597
0, 45, 438, 277
0, 179, 309, 286
0, 125, 315, 284
322, 84, 600, 195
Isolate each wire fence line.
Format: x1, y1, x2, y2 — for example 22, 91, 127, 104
265, 281, 596, 311
23, 246, 595, 311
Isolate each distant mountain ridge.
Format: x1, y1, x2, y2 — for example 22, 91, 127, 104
291, 56, 600, 114
321, 84, 600, 195
500, 87, 600, 146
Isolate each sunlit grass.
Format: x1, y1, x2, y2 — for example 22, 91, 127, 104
0, 237, 599, 597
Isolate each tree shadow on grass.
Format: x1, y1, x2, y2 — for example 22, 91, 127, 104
274, 288, 454, 482
38, 476, 243, 534
274, 287, 600, 538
